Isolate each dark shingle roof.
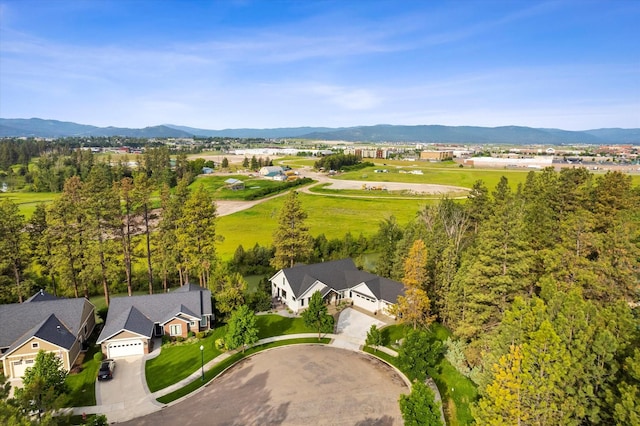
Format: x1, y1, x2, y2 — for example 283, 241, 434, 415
97, 286, 212, 343
359, 276, 405, 303
0, 297, 94, 351
6, 314, 77, 354
25, 289, 62, 303
281, 258, 404, 303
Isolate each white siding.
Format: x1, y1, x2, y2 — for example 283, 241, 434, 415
352, 291, 379, 313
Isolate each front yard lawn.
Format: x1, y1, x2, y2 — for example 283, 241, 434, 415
65, 344, 102, 407
256, 314, 315, 338
146, 315, 315, 393
146, 326, 227, 392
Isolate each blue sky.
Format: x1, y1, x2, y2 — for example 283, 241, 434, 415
0, 0, 638, 130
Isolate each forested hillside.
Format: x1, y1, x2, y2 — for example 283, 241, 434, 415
371, 168, 639, 424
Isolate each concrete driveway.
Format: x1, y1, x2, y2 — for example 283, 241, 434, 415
95, 356, 160, 423
335, 308, 386, 346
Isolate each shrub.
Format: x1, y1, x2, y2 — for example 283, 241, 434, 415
215, 338, 226, 351
188, 331, 195, 338
97, 307, 108, 323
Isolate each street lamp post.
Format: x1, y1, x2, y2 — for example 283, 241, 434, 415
200, 345, 205, 381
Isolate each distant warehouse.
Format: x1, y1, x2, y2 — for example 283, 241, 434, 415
464, 156, 554, 169
420, 150, 454, 161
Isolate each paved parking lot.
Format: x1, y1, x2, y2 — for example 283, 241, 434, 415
122, 345, 408, 425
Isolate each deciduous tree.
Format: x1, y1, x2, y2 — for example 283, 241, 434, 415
225, 305, 259, 353
399, 381, 443, 426
302, 291, 334, 340
392, 239, 435, 330
365, 324, 383, 352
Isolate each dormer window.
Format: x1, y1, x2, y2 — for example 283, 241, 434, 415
31, 342, 39, 349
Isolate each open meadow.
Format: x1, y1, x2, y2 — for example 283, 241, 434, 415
4, 161, 639, 263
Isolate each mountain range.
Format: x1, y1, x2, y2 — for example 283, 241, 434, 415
1, 118, 638, 145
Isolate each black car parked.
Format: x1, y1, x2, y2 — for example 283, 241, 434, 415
97, 359, 116, 381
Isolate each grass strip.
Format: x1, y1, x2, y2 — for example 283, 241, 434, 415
157, 338, 330, 404
146, 327, 228, 392
65, 344, 102, 407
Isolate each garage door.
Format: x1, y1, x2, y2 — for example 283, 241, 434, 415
107, 340, 144, 358
12, 358, 35, 378
352, 292, 378, 313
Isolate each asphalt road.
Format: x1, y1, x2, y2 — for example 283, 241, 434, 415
120, 345, 408, 426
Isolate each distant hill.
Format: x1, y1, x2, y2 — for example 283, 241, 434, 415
0, 118, 193, 138
1, 118, 638, 144
163, 124, 342, 138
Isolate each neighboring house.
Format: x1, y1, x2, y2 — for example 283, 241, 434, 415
97, 283, 213, 358
270, 258, 404, 316
259, 166, 283, 177
0, 290, 96, 383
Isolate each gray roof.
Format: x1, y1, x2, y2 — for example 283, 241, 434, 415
25, 289, 62, 303
0, 297, 94, 352
280, 258, 404, 303
6, 314, 77, 354
97, 286, 212, 343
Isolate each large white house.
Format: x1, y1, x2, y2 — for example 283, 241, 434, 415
270, 258, 404, 316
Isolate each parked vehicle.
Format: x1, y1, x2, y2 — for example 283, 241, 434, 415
98, 359, 116, 381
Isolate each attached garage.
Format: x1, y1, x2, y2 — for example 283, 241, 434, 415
11, 358, 35, 378
352, 291, 378, 313
107, 339, 144, 358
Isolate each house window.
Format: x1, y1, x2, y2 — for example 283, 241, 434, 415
200, 316, 207, 327
169, 324, 182, 336
31, 342, 39, 349
301, 298, 305, 307
190, 321, 197, 327
281, 290, 287, 299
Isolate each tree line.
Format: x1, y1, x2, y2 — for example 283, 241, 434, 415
371, 168, 639, 425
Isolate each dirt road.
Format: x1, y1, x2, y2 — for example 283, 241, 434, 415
215, 168, 468, 217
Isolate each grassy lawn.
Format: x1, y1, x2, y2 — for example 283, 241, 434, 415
378, 322, 477, 425
255, 314, 315, 338
156, 338, 330, 404
191, 175, 306, 200
430, 359, 478, 426
0, 191, 59, 217
145, 326, 228, 392
65, 344, 102, 407
146, 315, 313, 393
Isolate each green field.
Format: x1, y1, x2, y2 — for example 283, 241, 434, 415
216, 192, 427, 259
191, 174, 307, 200
0, 192, 59, 217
